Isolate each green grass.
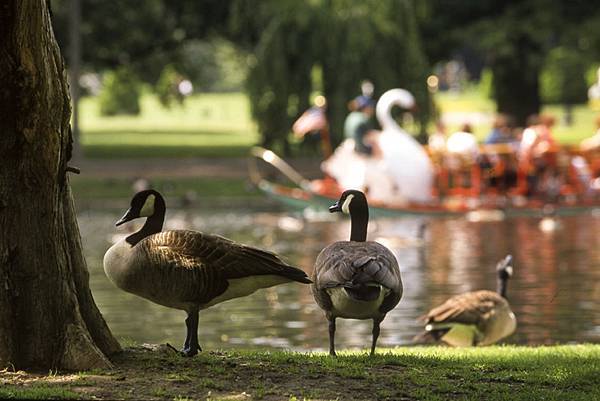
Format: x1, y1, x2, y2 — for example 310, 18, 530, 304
436, 87, 598, 144
79, 92, 259, 158
3, 345, 597, 400
77, 88, 598, 160
0, 385, 79, 400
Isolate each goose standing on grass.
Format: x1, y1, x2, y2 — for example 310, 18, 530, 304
311, 190, 403, 356
415, 255, 516, 346
103, 189, 311, 357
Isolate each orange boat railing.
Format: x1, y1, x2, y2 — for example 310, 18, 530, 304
426, 144, 600, 203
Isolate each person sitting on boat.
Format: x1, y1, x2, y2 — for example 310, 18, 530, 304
347, 79, 375, 111
428, 120, 447, 153
519, 114, 559, 198
343, 95, 381, 157
481, 114, 519, 191
292, 95, 331, 157
445, 123, 479, 191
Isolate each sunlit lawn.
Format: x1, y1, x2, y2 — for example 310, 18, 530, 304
78, 88, 599, 159
435, 87, 598, 144
79, 92, 259, 158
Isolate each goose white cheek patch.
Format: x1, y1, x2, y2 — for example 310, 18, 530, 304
140, 195, 155, 217
341, 194, 354, 214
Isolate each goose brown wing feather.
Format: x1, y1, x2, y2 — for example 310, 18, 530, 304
142, 230, 310, 296
142, 244, 228, 304
423, 290, 507, 325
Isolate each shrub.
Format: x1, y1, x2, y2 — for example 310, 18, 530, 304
99, 67, 142, 116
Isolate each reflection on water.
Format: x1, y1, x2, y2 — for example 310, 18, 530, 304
78, 205, 600, 351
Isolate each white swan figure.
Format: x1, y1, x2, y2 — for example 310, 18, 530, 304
374, 89, 434, 203
321, 88, 434, 204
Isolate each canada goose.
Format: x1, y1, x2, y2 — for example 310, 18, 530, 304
103, 189, 311, 357
416, 255, 516, 346
311, 190, 403, 356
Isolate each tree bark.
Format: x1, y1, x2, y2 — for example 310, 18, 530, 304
0, 0, 121, 370
491, 35, 542, 127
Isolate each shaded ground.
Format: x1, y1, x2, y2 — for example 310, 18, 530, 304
75, 156, 322, 180
1, 345, 598, 400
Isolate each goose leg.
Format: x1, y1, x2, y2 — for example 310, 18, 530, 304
370, 316, 383, 356
181, 309, 201, 357
328, 317, 337, 356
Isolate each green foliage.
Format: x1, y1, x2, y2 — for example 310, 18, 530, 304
541, 47, 588, 105
50, 0, 231, 82
98, 67, 142, 116
478, 68, 494, 99
417, 1, 600, 126
585, 64, 600, 86
178, 39, 249, 92
155, 65, 184, 108
242, 0, 431, 151
245, 2, 315, 153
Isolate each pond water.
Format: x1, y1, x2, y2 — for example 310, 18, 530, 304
79, 204, 600, 352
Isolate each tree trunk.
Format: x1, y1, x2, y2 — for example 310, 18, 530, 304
491, 35, 541, 127
0, 0, 121, 370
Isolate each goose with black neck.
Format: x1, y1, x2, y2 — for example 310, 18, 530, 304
415, 255, 517, 346
103, 189, 312, 357
311, 189, 403, 356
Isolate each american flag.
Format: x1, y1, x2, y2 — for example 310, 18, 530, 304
293, 107, 327, 136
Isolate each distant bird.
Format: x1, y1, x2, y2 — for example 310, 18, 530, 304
311, 190, 403, 356
103, 189, 311, 356
415, 255, 516, 346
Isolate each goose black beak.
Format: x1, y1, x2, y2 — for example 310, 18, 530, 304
329, 202, 341, 213
116, 209, 135, 226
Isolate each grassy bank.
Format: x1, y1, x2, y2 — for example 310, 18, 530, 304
77, 89, 600, 160
79, 93, 259, 159
435, 88, 598, 144
1, 345, 598, 400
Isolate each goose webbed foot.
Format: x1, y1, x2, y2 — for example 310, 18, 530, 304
180, 343, 201, 357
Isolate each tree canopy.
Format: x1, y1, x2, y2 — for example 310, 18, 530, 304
50, 0, 600, 143
239, 0, 431, 152
418, 0, 600, 125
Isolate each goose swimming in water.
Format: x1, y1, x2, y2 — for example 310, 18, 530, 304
103, 189, 311, 356
415, 255, 516, 346
311, 190, 403, 355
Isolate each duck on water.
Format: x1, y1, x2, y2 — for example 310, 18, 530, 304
103, 189, 311, 357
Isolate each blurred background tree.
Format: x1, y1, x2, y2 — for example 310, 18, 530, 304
417, 0, 600, 126
50, 0, 600, 149
540, 46, 588, 125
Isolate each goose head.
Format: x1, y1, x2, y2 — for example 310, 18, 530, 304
117, 189, 164, 225
495, 254, 513, 298
329, 190, 369, 242
117, 189, 166, 246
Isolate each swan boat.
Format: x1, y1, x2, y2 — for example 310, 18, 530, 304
249, 89, 600, 217
249, 147, 600, 218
